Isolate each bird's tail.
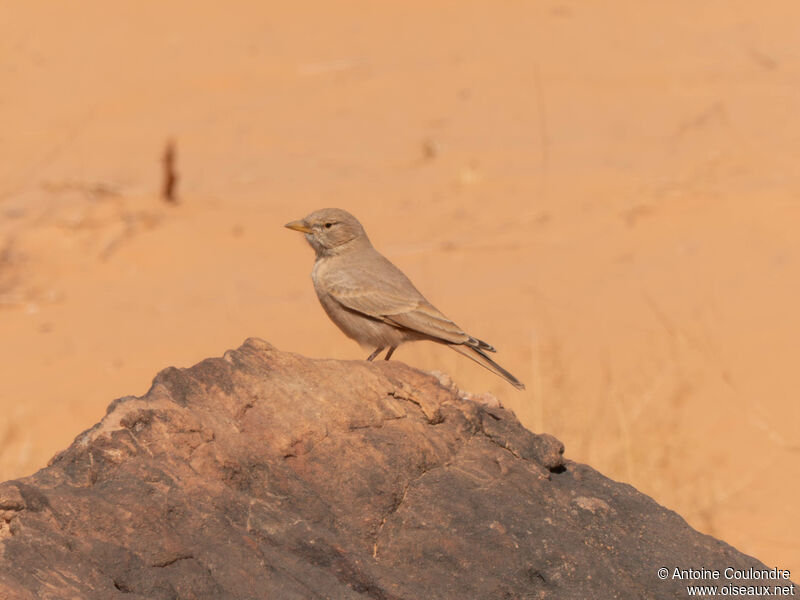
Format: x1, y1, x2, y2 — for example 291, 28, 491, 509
449, 344, 526, 390
467, 336, 496, 353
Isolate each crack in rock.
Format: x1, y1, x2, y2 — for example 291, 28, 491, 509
387, 390, 443, 424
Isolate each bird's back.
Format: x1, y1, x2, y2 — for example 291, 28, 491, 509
314, 245, 427, 306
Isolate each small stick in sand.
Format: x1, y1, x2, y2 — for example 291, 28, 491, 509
161, 139, 178, 204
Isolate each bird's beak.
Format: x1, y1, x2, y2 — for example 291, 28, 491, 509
284, 220, 312, 233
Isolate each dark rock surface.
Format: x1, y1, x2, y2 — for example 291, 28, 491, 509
0, 339, 791, 599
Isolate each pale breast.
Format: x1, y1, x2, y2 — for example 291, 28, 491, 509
311, 257, 409, 349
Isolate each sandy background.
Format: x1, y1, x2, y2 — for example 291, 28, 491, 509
2, 0, 799, 576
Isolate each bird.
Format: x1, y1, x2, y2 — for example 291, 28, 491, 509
285, 208, 525, 390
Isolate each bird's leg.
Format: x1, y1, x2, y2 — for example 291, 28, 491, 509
367, 347, 385, 361
384, 346, 397, 361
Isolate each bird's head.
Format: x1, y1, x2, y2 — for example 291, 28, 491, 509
285, 208, 369, 257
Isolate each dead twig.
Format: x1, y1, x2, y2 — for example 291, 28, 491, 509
161, 139, 178, 204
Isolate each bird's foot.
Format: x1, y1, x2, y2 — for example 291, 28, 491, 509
366, 347, 385, 361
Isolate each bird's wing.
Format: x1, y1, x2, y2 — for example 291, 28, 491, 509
386, 302, 473, 345
324, 254, 472, 345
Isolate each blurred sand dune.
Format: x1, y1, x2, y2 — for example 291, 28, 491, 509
2, 0, 799, 574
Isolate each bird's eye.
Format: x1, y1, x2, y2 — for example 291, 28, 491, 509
324, 222, 333, 229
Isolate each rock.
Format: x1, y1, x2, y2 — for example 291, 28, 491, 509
0, 338, 791, 599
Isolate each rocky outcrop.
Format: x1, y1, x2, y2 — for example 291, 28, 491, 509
0, 339, 790, 599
